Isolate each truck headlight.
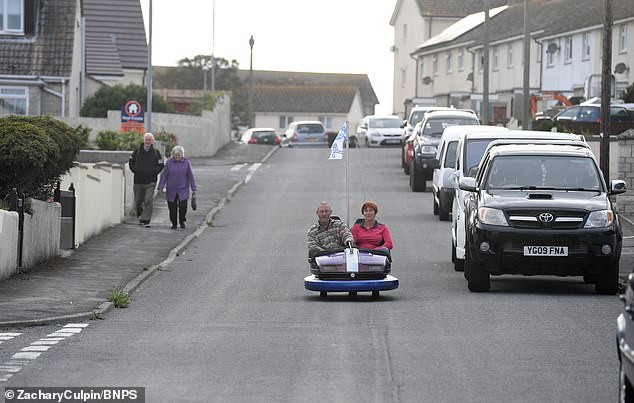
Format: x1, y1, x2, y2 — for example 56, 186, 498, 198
584, 210, 614, 228
421, 145, 437, 154
477, 207, 508, 226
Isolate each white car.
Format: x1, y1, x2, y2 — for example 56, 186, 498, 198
432, 126, 507, 221
451, 130, 587, 272
357, 115, 404, 147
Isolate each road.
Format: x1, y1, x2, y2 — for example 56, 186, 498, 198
1, 147, 623, 402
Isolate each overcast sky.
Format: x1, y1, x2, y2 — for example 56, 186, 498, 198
139, 0, 397, 114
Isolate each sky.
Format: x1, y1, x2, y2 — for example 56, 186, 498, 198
139, 0, 397, 115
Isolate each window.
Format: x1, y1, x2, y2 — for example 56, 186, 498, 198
564, 36, 572, 63
507, 43, 514, 68
0, 86, 27, 115
318, 116, 333, 129
582, 32, 590, 60
619, 25, 628, 53
478, 51, 484, 73
279, 115, 293, 129
432, 54, 438, 76
0, 0, 23, 33
446, 51, 452, 74
458, 48, 464, 71
492, 46, 499, 70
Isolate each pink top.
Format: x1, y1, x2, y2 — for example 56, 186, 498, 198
351, 221, 393, 250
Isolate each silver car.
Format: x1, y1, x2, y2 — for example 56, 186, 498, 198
357, 115, 403, 147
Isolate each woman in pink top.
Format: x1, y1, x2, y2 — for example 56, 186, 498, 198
350, 201, 393, 253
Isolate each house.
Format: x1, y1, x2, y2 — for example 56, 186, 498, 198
409, 0, 634, 124
389, 0, 508, 117
0, 0, 81, 117
0, 0, 147, 119
251, 84, 364, 135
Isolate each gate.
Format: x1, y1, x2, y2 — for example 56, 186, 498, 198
54, 182, 76, 249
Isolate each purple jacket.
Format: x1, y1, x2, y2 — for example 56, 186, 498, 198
157, 158, 197, 202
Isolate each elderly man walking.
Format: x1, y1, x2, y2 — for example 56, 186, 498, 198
129, 132, 164, 227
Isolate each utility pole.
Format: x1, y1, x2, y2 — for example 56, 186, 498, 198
522, 0, 531, 130
146, 0, 153, 132
482, 0, 490, 125
600, 0, 613, 184
211, 0, 216, 92
248, 35, 254, 128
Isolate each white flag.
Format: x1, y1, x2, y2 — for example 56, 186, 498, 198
329, 121, 348, 160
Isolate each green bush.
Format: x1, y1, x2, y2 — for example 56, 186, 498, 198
80, 84, 172, 118
0, 120, 59, 198
94, 129, 177, 155
531, 119, 555, 132
95, 130, 122, 150
73, 125, 92, 149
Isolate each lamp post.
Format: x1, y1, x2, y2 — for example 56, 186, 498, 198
146, 0, 153, 132
248, 35, 254, 128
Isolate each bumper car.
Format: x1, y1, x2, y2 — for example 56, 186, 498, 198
305, 247, 398, 298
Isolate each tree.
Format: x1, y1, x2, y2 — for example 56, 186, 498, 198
622, 82, 634, 103
80, 84, 172, 117
153, 55, 248, 126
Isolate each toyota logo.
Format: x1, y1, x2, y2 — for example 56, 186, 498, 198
538, 212, 554, 223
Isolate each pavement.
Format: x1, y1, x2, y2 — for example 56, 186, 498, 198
0, 142, 633, 328
0, 142, 278, 328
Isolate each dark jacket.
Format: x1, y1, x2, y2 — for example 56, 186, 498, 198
129, 144, 164, 184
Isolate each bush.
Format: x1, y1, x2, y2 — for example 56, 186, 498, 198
0, 120, 59, 198
80, 84, 172, 118
95, 130, 122, 150
94, 129, 177, 155
531, 119, 555, 132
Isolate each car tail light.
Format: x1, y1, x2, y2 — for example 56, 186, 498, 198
274, 137, 280, 144
248, 138, 257, 144
293, 132, 298, 142
323, 133, 328, 141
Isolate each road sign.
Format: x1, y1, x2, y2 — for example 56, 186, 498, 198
121, 100, 145, 133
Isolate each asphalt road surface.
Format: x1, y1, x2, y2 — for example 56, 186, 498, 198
1, 147, 623, 402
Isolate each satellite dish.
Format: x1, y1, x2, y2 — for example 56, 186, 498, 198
422, 76, 433, 85
546, 43, 560, 54
466, 72, 473, 82
615, 62, 629, 74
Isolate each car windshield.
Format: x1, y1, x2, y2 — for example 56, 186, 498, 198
409, 111, 425, 126
369, 118, 401, 129
444, 141, 458, 168
253, 131, 276, 138
423, 118, 478, 137
485, 155, 601, 190
464, 139, 495, 175
297, 124, 324, 133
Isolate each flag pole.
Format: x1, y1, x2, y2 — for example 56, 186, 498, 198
346, 120, 349, 228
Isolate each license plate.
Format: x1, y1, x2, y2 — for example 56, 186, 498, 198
307, 137, 316, 141
523, 246, 568, 256
385, 139, 400, 144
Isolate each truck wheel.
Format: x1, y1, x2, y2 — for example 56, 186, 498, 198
433, 196, 439, 215
453, 242, 464, 272
410, 164, 426, 192
467, 246, 490, 292
439, 200, 450, 221
595, 260, 618, 295
320, 291, 327, 298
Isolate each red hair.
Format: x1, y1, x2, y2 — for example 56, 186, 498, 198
361, 201, 378, 214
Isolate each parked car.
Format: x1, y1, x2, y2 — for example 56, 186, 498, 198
410, 110, 479, 192
553, 104, 634, 123
401, 106, 457, 171
460, 142, 626, 293
451, 130, 586, 272
240, 128, 281, 145
284, 121, 328, 146
357, 115, 403, 147
432, 126, 507, 221
618, 273, 634, 402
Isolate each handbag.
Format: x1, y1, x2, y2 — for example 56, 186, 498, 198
191, 192, 197, 211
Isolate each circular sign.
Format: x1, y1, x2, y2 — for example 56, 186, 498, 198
124, 100, 142, 117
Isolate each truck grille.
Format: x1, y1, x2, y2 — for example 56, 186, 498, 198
506, 209, 586, 229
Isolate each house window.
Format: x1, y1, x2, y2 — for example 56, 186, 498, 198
0, 0, 23, 33
507, 43, 514, 68
619, 25, 628, 53
564, 36, 572, 63
446, 51, 452, 74
546, 41, 555, 67
492, 46, 499, 70
458, 48, 464, 71
432, 54, 438, 76
0, 86, 27, 115
318, 116, 333, 129
582, 32, 590, 60
279, 115, 293, 129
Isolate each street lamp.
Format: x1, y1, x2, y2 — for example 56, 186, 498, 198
248, 35, 254, 128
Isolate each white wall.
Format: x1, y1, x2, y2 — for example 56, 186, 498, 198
0, 210, 19, 281
21, 200, 61, 270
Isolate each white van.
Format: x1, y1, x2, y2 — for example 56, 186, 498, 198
451, 130, 586, 272
432, 126, 507, 221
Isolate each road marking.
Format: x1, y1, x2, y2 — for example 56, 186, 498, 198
248, 163, 262, 172
0, 323, 88, 382
231, 164, 247, 171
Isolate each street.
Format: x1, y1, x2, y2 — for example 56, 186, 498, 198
1, 147, 624, 402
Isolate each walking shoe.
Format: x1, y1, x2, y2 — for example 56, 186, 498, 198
171, 224, 177, 230
180, 222, 186, 229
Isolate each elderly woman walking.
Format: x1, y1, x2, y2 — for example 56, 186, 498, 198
158, 145, 197, 229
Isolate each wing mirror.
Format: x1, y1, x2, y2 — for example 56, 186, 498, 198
459, 177, 477, 192
610, 179, 627, 195
401, 120, 407, 128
